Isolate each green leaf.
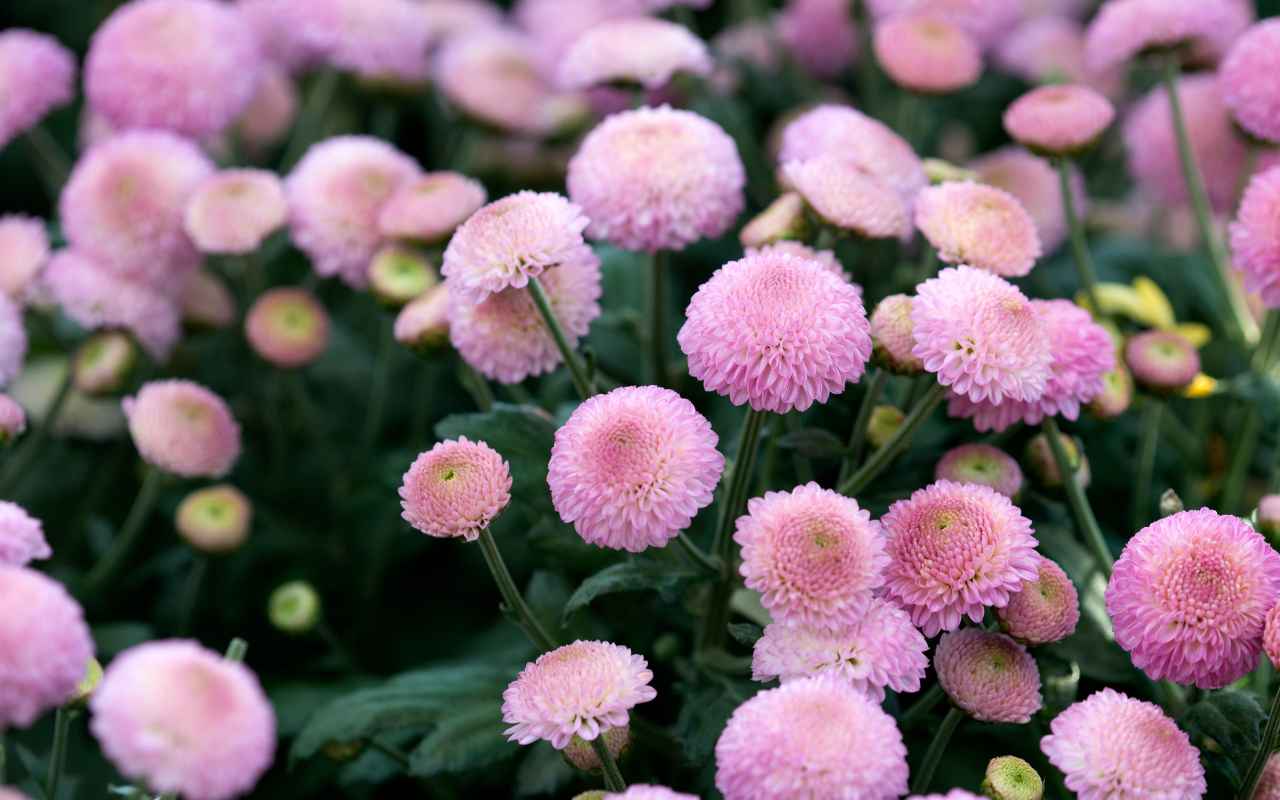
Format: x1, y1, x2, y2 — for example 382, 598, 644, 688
408, 701, 515, 776
515, 742, 574, 797
435, 403, 556, 509
562, 559, 700, 623
673, 684, 749, 764
1185, 689, 1265, 790
727, 623, 763, 646
776, 427, 849, 460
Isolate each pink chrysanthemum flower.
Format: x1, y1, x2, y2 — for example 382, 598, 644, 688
434, 29, 560, 136
235, 0, 338, 73
1124, 330, 1200, 393
285, 136, 421, 288
0, 394, 24, 444
735, 482, 887, 629
548, 386, 724, 552
394, 284, 450, 352
746, 242, 847, 283
783, 156, 911, 240
915, 182, 1042, 277
184, 170, 287, 256
0, 502, 49, 568
751, 598, 928, 701
124, 380, 241, 478
970, 147, 1083, 254
1041, 688, 1207, 799
679, 251, 872, 413
935, 628, 1042, 723
421, 0, 504, 43
1221, 20, 1280, 144
568, 106, 745, 253
558, 17, 711, 90
996, 16, 1092, 87
176, 484, 252, 554
605, 786, 698, 800
1107, 508, 1280, 688
715, 676, 909, 800
399, 436, 512, 540
865, 0, 1023, 49
244, 288, 330, 368
739, 193, 806, 248
0, 215, 49, 302
934, 443, 1023, 499
1259, 495, 1280, 541
181, 269, 236, 330
908, 792, 984, 800
442, 192, 590, 301
0, 566, 92, 728
881, 480, 1040, 636
1003, 84, 1115, 157
777, 0, 860, 79
870, 294, 923, 374
502, 640, 656, 749
448, 251, 601, 383
0, 295, 26, 388
85, 0, 262, 140
949, 299, 1114, 431
1231, 165, 1280, 308
1264, 602, 1280, 668
377, 172, 487, 244
236, 66, 297, 153
998, 553, 1080, 645
1124, 75, 1247, 213
320, 0, 433, 84
0, 30, 76, 149
59, 131, 214, 294
40, 250, 182, 361
1256, 754, 1280, 800
873, 14, 981, 94
90, 640, 275, 800
1085, 0, 1235, 73
911, 266, 1052, 405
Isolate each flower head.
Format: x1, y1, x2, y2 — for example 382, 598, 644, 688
881, 480, 1040, 636
558, 17, 711, 90
604, 786, 697, 800
870, 294, 923, 374
1085, 0, 1236, 73
184, 170, 287, 255
1124, 330, 1200, 393
0, 295, 25, 388
735, 482, 887, 629
0, 502, 48, 568
911, 266, 1052, 405
236, 65, 297, 153
751, 598, 927, 701
318, 0, 433, 84
434, 29, 561, 136
90, 640, 275, 800
568, 106, 745, 253
285, 136, 421, 288
181, 270, 236, 330
934, 443, 1023, 499
85, 0, 262, 140
73, 332, 137, 397
1003, 84, 1115, 157
1090, 363, 1134, 419
0, 30, 76, 148
394, 284, 450, 352
746, 242, 847, 283
873, 14, 981, 94
739, 193, 807, 248
245, 288, 330, 368
124, 380, 241, 478
377, 172, 487, 244
1221, 20, 1280, 144
502, 640, 656, 749
784, 156, 911, 240
915, 182, 1042, 277
1107, 508, 1280, 688
1264, 602, 1280, 669
549, 386, 723, 552
714, 676, 909, 800
970, 148, 1082, 254
1041, 688, 1206, 799
679, 250, 871, 413
0, 215, 49, 302
176, 485, 252, 554
983, 756, 1045, 800
1255, 754, 1280, 800
777, 0, 860, 78
399, 437, 512, 540
1231, 165, 1280, 308
998, 553, 1080, 645
0, 566, 93, 728
0, 394, 24, 445
935, 628, 1042, 723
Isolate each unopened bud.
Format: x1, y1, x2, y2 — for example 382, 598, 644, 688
1257, 495, 1280, 545
923, 157, 978, 184
269, 580, 321, 634
181, 269, 237, 330
73, 331, 137, 396
1159, 489, 1184, 517
394, 283, 450, 354
867, 405, 904, 450
1025, 432, 1089, 490
369, 244, 437, 307
982, 755, 1043, 800
176, 484, 252, 553
68, 658, 104, 707
1089, 364, 1133, 419
0, 393, 26, 446
1125, 330, 1200, 394
739, 193, 808, 248
563, 725, 630, 772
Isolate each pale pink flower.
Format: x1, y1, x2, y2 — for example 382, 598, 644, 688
783, 156, 911, 240
777, 0, 860, 78
434, 28, 562, 136
244, 288, 330, 368
998, 553, 1080, 645
378, 172, 487, 244
0, 216, 50, 302
746, 242, 847, 283
1264, 602, 1280, 668
914, 182, 1042, 277
399, 436, 512, 540
1221, 20, 1280, 144
605, 787, 697, 800
0, 30, 75, 149
236, 65, 298, 152
1085, 0, 1238, 73
124, 380, 241, 478
1003, 84, 1115, 156
558, 17, 711, 90
0, 566, 93, 728
873, 14, 981, 94
1231, 165, 1280, 308
184, 170, 287, 255
1255, 754, 1280, 800
321, 0, 433, 84
870, 294, 923, 374
0, 502, 49, 568
180, 269, 236, 330
934, 443, 1023, 498
935, 628, 1042, 723
0, 295, 26, 388
394, 284, 450, 352
969, 147, 1083, 253
866, 0, 1023, 49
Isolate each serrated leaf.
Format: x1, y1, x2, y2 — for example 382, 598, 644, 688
408, 702, 515, 776
562, 560, 700, 623
776, 427, 849, 459
435, 404, 556, 508
1185, 689, 1265, 790
727, 623, 763, 646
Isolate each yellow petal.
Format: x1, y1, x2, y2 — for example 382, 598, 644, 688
1183, 373, 1218, 399
1078, 283, 1146, 321
1172, 322, 1212, 348
1131, 276, 1177, 329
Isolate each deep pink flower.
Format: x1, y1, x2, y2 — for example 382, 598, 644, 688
997, 553, 1080, 645
915, 182, 1042, 277
0, 30, 75, 149
1003, 84, 1115, 157
124, 380, 241, 478
558, 17, 711, 90
935, 628, 1042, 723
934, 443, 1023, 498
399, 436, 512, 541
1231, 165, 1280, 308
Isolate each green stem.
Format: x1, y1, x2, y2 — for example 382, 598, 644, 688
1044, 418, 1114, 577
1240, 680, 1280, 800
528, 277, 594, 400
455, 358, 494, 412
1131, 400, 1164, 532
1222, 406, 1262, 515
1255, 310, 1280, 374
45, 707, 78, 800
224, 638, 248, 662
674, 532, 720, 574
281, 70, 340, 170
84, 466, 164, 593
591, 738, 627, 792
838, 383, 945, 496
910, 707, 964, 794
177, 556, 208, 636
899, 683, 945, 730
649, 250, 669, 388
476, 528, 557, 651
1057, 157, 1103, 318
1162, 61, 1260, 346
838, 368, 889, 485
914, 243, 936, 286
0, 366, 74, 495
23, 124, 71, 202
360, 317, 395, 455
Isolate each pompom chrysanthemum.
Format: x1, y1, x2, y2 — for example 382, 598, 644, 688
0, 502, 49, 568
1264, 602, 1280, 668
558, 17, 712, 90
1221, 20, 1280, 144
244, 288, 330, 368
1085, 0, 1234, 73
1107, 508, 1280, 688
433, 29, 560, 136
714, 676, 909, 800
908, 792, 984, 800
285, 136, 421, 288
1255, 754, 1280, 800
870, 294, 923, 374
873, 14, 981, 94
735, 482, 887, 629
0, 295, 26, 388
604, 787, 697, 800
394, 284, 450, 352
1124, 330, 1200, 393
970, 148, 1083, 254
184, 170, 287, 255
448, 250, 601, 383
784, 155, 911, 240
0, 215, 49, 301
739, 193, 806, 248
934, 443, 1023, 498
997, 553, 1080, 645
679, 250, 871, 413
85, 0, 262, 140
319, 0, 433, 84
399, 436, 512, 540
0, 394, 24, 444
90, 640, 275, 800
777, 0, 859, 79
935, 628, 1042, 723
176, 484, 252, 554
751, 597, 928, 701
567, 106, 745, 253
911, 266, 1052, 405
1041, 688, 1207, 799
1231, 165, 1280, 308
1003, 84, 1115, 157
124, 380, 241, 478
377, 172, 487, 244
865, 0, 1023, 49
502, 640, 656, 749
746, 242, 846, 283
0, 30, 76, 149
236, 65, 297, 153
881, 480, 1040, 636
548, 386, 724, 552
0, 565, 93, 728
915, 182, 1042, 277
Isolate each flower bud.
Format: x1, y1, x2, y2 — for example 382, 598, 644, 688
1257, 495, 1280, 545
176, 484, 252, 554
982, 755, 1044, 800
866, 405, 904, 450
739, 193, 807, 248
870, 295, 923, 375
1089, 363, 1133, 419
935, 443, 1023, 499
923, 157, 977, 184
1159, 489, 1185, 517
562, 725, 630, 772
269, 580, 321, 634
1125, 330, 1200, 394
73, 331, 137, 396
245, 288, 330, 368
1024, 432, 1089, 490
393, 284, 449, 354
0, 393, 26, 446
368, 244, 437, 307
68, 657, 104, 707
572, 793, 607, 800
181, 269, 237, 330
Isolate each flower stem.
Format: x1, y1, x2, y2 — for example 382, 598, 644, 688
45, 706, 78, 800
1131, 399, 1164, 532
899, 683, 945, 730
84, 466, 164, 593
1056, 157, 1103, 318
1162, 60, 1259, 347
838, 368, 889, 486
674, 532, 721, 574
1240, 679, 1280, 800
1222, 405, 1262, 515
0, 365, 74, 496
1043, 418, 1114, 577
23, 124, 71, 202
910, 706, 963, 794
177, 556, 208, 636
224, 638, 248, 662
360, 317, 396, 456
455, 357, 494, 412
591, 738, 627, 792
528, 277, 594, 400
476, 527, 558, 651
649, 250, 669, 388
838, 382, 946, 496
